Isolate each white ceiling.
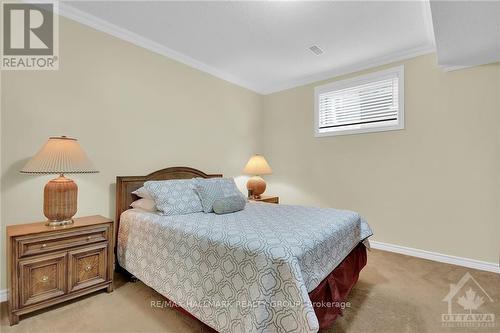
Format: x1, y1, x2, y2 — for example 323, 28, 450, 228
62, 1, 435, 94
431, 0, 500, 69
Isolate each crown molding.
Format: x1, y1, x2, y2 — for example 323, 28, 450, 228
370, 240, 500, 274
441, 64, 475, 72
422, 0, 436, 48
56, 2, 436, 96
261, 44, 435, 94
57, 2, 265, 94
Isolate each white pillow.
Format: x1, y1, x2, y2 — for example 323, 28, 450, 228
132, 186, 153, 200
130, 198, 157, 212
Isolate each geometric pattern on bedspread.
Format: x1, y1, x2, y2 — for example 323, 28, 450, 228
118, 202, 373, 333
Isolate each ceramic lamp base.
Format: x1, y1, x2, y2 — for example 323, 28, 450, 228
44, 174, 77, 225
247, 175, 266, 199
45, 219, 74, 227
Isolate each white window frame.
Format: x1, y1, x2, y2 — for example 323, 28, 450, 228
314, 65, 405, 137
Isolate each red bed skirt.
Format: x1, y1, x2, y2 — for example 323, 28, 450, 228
164, 243, 367, 332
309, 243, 367, 329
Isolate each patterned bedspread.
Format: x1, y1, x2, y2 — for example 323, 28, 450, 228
117, 202, 373, 333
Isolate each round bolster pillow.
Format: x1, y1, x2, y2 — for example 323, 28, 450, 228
212, 195, 247, 215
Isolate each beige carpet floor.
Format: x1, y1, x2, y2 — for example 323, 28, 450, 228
1, 249, 499, 333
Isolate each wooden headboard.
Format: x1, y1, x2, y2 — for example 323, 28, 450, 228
115, 166, 222, 240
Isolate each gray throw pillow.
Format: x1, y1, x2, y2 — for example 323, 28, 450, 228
213, 195, 246, 214
194, 178, 246, 213
144, 179, 203, 215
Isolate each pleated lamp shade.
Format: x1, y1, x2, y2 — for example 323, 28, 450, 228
21, 136, 98, 174
242, 154, 272, 175
21, 136, 98, 225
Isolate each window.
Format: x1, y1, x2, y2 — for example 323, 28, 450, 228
314, 66, 404, 137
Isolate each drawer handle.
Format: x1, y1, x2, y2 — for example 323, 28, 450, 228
41, 243, 47, 249
85, 265, 93, 272
41, 276, 49, 283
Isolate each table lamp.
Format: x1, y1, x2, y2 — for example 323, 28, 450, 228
243, 154, 272, 199
20, 136, 98, 226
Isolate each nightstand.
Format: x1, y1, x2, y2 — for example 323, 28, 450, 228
250, 195, 279, 204
6, 215, 114, 325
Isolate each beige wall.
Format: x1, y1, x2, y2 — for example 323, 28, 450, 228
1, 18, 499, 290
0, 18, 262, 288
262, 54, 500, 265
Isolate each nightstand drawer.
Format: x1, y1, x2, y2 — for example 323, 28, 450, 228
68, 244, 108, 292
19, 253, 67, 307
18, 226, 109, 258
7, 216, 113, 325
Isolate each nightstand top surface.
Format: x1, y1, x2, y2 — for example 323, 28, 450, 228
249, 195, 279, 204
251, 195, 278, 200
7, 215, 113, 237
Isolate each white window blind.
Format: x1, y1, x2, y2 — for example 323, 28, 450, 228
314, 66, 404, 136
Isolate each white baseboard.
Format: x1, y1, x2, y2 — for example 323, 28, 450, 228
370, 240, 500, 274
0, 289, 6, 303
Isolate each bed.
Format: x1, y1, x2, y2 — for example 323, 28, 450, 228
115, 167, 373, 333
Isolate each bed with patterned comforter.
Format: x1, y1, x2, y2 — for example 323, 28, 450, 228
117, 202, 373, 333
